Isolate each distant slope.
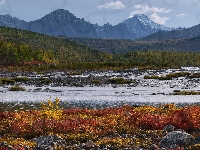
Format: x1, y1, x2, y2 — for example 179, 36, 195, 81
66, 35, 200, 53
172, 35, 200, 52
139, 24, 200, 41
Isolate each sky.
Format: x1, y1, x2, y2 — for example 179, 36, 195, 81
0, 0, 200, 28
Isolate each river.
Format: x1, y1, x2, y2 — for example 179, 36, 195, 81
1, 85, 200, 111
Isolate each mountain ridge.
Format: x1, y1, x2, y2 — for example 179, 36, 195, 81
0, 9, 174, 40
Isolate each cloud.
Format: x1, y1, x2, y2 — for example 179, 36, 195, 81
149, 13, 170, 25
0, 0, 6, 4
129, 4, 171, 18
177, 13, 188, 18
97, 1, 125, 10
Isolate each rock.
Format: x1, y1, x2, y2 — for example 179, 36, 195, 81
46, 146, 54, 150
32, 135, 66, 150
86, 140, 94, 148
149, 144, 159, 150
79, 143, 86, 149
194, 134, 200, 144
0, 142, 6, 146
99, 144, 108, 149
173, 90, 181, 92
159, 131, 195, 149
163, 125, 175, 133
151, 93, 156, 95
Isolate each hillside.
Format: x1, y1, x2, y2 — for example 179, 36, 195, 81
1, 26, 200, 71
139, 24, 200, 41
0, 26, 111, 66
66, 35, 200, 53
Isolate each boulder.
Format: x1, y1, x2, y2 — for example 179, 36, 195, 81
159, 131, 194, 149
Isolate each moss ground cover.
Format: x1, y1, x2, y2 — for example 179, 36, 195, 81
1, 99, 200, 149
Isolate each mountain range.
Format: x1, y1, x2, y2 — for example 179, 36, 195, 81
0, 9, 174, 40
0, 8, 200, 54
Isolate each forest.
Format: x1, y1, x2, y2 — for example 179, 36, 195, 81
67, 36, 200, 53
1, 26, 200, 71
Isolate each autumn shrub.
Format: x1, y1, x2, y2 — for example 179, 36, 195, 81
1, 101, 200, 149
40, 97, 63, 120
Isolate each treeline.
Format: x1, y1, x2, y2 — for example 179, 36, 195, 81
28, 51, 200, 71
116, 51, 200, 68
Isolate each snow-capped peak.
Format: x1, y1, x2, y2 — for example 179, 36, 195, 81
122, 14, 173, 38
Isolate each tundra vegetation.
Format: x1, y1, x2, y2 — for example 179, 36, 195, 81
1, 99, 200, 149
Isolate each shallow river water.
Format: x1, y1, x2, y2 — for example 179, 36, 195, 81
1, 85, 200, 111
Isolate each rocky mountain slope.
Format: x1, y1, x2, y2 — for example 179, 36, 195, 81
0, 9, 173, 40
122, 14, 172, 39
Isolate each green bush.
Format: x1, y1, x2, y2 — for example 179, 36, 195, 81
91, 80, 101, 84
0, 78, 15, 84
158, 76, 172, 80
190, 73, 200, 78
38, 78, 52, 84
9, 86, 26, 91
144, 75, 172, 80
173, 90, 200, 95
166, 72, 191, 78
144, 75, 160, 79
12, 77, 30, 82
109, 78, 134, 84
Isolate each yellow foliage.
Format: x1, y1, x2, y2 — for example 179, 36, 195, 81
40, 98, 63, 120
190, 144, 200, 150
0, 137, 36, 147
